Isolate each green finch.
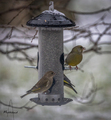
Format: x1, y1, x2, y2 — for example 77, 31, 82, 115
21, 71, 55, 98
64, 74, 77, 94
65, 45, 85, 70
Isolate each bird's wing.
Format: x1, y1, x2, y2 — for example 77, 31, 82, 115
31, 78, 52, 92
46, 80, 50, 87
36, 77, 49, 87
64, 83, 77, 94
64, 80, 75, 87
65, 52, 76, 62
27, 78, 46, 92
66, 52, 82, 66
64, 74, 75, 87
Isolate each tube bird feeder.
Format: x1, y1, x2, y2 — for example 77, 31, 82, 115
26, 1, 76, 106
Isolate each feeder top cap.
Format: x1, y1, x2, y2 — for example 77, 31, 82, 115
26, 1, 75, 28
26, 11, 76, 28
26, 9, 75, 27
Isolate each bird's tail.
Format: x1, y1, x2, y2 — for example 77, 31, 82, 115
20, 90, 31, 98
64, 82, 77, 94
70, 86, 77, 94
20, 93, 29, 98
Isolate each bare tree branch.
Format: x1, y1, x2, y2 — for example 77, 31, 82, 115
7, 9, 24, 25
0, 4, 38, 16
0, 100, 37, 111
68, 6, 111, 15
0, 1, 111, 65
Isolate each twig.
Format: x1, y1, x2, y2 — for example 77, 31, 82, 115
31, 30, 38, 42
68, 6, 111, 15
0, 100, 37, 111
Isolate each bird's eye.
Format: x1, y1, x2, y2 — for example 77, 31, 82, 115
51, 72, 53, 74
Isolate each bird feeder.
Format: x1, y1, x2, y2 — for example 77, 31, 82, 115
26, 1, 76, 106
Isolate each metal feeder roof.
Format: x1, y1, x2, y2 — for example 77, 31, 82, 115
26, 9, 76, 27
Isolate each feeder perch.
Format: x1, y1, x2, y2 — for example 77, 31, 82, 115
26, 1, 76, 106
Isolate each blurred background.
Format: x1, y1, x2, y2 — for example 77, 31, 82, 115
0, 0, 111, 120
